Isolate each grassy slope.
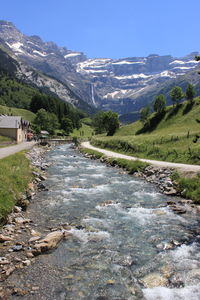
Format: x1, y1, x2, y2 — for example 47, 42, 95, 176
92, 97, 200, 164
71, 123, 95, 138
0, 105, 35, 122
0, 152, 33, 222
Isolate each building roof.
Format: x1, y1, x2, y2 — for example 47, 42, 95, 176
0, 116, 29, 129
40, 130, 49, 135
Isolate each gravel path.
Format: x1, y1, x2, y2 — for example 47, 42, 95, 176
0, 141, 37, 159
81, 141, 200, 173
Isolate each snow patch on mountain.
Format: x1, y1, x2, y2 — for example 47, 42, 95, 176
6, 42, 24, 53
115, 73, 151, 80
112, 60, 145, 65
33, 50, 48, 57
64, 52, 81, 58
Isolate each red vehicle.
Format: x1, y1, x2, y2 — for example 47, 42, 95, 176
27, 132, 33, 141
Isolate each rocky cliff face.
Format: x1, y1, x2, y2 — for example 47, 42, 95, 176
0, 21, 97, 114
0, 21, 95, 109
0, 20, 199, 116
76, 53, 200, 114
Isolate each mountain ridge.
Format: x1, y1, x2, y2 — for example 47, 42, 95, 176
0, 20, 200, 117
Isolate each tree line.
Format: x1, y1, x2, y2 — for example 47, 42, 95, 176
140, 83, 196, 124
30, 93, 85, 135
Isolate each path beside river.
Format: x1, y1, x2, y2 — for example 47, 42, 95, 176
0, 141, 36, 159
81, 141, 200, 174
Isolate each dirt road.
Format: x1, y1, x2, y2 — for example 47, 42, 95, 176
0, 141, 37, 159
81, 141, 200, 174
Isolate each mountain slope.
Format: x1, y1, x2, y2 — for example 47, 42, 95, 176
0, 41, 96, 114
0, 21, 95, 108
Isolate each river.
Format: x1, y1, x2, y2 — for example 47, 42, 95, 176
10, 144, 200, 299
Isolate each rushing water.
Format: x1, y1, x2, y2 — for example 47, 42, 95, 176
32, 144, 200, 299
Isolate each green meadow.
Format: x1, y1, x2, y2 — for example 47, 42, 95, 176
91, 97, 200, 165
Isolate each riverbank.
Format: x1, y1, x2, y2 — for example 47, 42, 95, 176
0, 145, 56, 297
79, 145, 200, 208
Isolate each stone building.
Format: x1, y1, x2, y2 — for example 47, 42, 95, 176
0, 116, 30, 143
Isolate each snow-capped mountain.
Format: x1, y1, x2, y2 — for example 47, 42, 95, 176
0, 20, 199, 116
75, 54, 200, 114
0, 20, 95, 109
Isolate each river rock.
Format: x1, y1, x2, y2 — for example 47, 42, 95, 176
18, 199, 30, 211
14, 217, 31, 224
32, 231, 70, 255
160, 265, 173, 279
153, 209, 166, 216
4, 266, 15, 277
0, 234, 13, 242
39, 175, 47, 181
30, 229, 40, 236
141, 272, 168, 288
0, 257, 10, 265
13, 206, 22, 213
12, 288, 29, 296
26, 252, 34, 258
22, 259, 31, 266
169, 205, 186, 214
29, 236, 41, 243
28, 182, 35, 191
11, 244, 24, 252
37, 182, 48, 191
163, 187, 177, 196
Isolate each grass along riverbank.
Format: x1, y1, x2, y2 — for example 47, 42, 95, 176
80, 147, 149, 174
0, 152, 33, 223
0, 135, 13, 148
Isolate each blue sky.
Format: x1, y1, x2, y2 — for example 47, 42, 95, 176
1, 0, 200, 59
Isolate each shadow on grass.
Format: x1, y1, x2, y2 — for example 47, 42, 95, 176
136, 111, 166, 135
182, 101, 194, 115
166, 104, 182, 120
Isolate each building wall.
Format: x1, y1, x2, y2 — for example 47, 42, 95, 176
16, 128, 23, 143
0, 128, 25, 143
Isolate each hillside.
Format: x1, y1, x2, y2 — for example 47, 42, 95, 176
0, 105, 35, 122
0, 74, 38, 109
91, 97, 200, 164
0, 44, 96, 115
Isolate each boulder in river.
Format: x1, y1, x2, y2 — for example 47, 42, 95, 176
141, 272, 168, 288
32, 230, 71, 255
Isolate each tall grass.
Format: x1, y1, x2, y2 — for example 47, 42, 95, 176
0, 152, 33, 223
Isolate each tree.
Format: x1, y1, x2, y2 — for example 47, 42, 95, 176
186, 83, 196, 101
34, 108, 59, 135
61, 117, 73, 135
103, 111, 119, 136
93, 111, 119, 136
170, 86, 184, 106
93, 111, 105, 134
195, 56, 200, 75
140, 106, 150, 123
153, 94, 166, 114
